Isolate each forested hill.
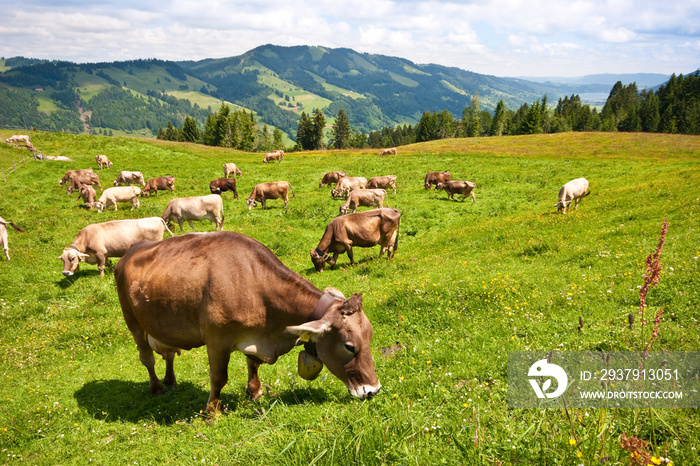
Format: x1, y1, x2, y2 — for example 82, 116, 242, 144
0, 45, 674, 139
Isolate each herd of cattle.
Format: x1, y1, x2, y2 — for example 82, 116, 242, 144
1, 138, 591, 411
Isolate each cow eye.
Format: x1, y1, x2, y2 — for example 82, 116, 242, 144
344, 343, 356, 354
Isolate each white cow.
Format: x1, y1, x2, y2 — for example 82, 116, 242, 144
5, 135, 30, 145
114, 171, 145, 187
59, 217, 170, 277
95, 186, 142, 212
223, 163, 242, 178
0, 217, 25, 261
554, 178, 590, 214
161, 194, 224, 231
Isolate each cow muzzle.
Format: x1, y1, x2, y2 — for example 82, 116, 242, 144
62, 270, 74, 277
349, 382, 382, 399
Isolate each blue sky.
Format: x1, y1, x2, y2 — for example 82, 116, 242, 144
0, 0, 697, 77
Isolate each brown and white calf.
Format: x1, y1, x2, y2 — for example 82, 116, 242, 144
94, 186, 142, 212
113, 171, 145, 187
436, 180, 476, 203
366, 175, 397, 195
0, 217, 25, 261
59, 217, 169, 278
339, 189, 388, 215
75, 184, 97, 209
378, 147, 397, 156
95, 154, 113, 170
161, 194, 224, 231
209, 178, 239, 198
246, 181, 294, 210
424, 171, 451, 190
223, 163, 242, 178
331, 176, 367, 199
554, 178, 590, 214
319, 171, 347, 188
142, 176, 175, 197
311, 208, 401, 272
115, 231, 381, 413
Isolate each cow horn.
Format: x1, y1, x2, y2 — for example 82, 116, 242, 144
339, 293, 363, 316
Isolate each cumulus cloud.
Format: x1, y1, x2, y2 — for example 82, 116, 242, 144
0, 0, 697, 76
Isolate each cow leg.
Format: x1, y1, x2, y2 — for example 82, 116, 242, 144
128, 329, 166, 395
346, 246, 355, 264
187, 220, 195, 231
471, 191, 476, 203
178, 219, 184, 232
96, 254, 107, 278
261, 199, 267, 210
284, 196, 288, 209
246, 356, 264, 401
2, 246, 9, 261
206, 346, 231, 413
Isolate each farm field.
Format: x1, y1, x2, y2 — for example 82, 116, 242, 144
0, 131, 699, 464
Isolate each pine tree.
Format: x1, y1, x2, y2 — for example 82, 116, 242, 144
490, 100, 507, 136
182, 115, 200, 142
272, 127, 284, 150
331, 109, 351, 149
296, 112, 310, 150
311, 109, 326, 150
416, 111, 438, 142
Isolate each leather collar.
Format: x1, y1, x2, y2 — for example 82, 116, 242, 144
309, 291, 341, 321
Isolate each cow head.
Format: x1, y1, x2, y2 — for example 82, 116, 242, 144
331, 187, 341, 198
311, 248, 333, 272
286, 293, 381, 399
246, 197, 257, 210
435, 182, 446, 191
94, 201, 106, 213
59, 247, 90, 276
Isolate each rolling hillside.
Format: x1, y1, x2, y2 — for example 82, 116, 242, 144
0, 46, 667, 139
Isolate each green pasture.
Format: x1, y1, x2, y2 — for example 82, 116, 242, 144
0, 131, 699, 464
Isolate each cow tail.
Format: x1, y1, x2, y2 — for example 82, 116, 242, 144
290, 183, 296, 198
393, 218, 400, 252
160, 218, 174, 237
9, 222, 25, 233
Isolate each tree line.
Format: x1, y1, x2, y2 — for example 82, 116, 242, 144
158, 70, 699, 151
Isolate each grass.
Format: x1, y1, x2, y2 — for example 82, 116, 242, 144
0, 130, 699, 464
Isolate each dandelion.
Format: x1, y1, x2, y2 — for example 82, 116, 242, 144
576, 451, 583, 458
569, 438, 577, 446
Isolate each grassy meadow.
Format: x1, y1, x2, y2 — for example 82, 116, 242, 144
0, 131, 699, 464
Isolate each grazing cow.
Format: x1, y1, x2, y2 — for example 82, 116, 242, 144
554, 178, 590, 214
5, 135, 30, 145
366, 175, 397, 195
319, 171, 347, 188
424, 171, 451, 190
263, 150, 284, 163
0, 217, 25, 261
331, 177, 367, 199
66, 172, 102, 194
246, 181, 294, 210
59, 217, 170, 278
339, 189, 388, 215
223, 163, 242, 178
75, 184, 97, 210
161, 194, 224, 231
59, 169, 93, 186
94, 186, 142, 212
209, 178, 239, 199
95, 154, 113, 170
142, 176, 175, 197
436, 180, 476, 203
115, 231, 381, 413
311, 208, 401, 272
114, 171, 146, 187
379, 147, 397, 157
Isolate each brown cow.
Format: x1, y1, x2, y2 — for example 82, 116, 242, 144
114, 171, 146, 187
263, 150, 284, 163
161, 194, 224, 231
209, 178, 239, 199
319, 171, 347, 188
366, 175, 397, 195
379, 147, 397, 157
66, 173, 102, 194
115, 231, 381, 413
436, 180, 476, 203
223, 163, 242, 178
94, 186, 141, 212
0, 216, 25, 261
339, 189, 388, 215
424, 171, 451, 190
311, 208, 401, 272
246, 181, 294, 210
75, 184, 97, 210
59, 169, 93, 186
331, 177, 367, 199
142, 176, 175, 197
59, 217, 169, 278
95, 154, 113, 170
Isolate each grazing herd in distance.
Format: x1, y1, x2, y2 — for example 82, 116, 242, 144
2, 135, 593, 413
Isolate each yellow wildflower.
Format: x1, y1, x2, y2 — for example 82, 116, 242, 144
569, 438, 576, 445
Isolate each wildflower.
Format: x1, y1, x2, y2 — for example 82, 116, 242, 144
577, 451, 583, 458
650, 457, 662, 465
569, 438, 577, 446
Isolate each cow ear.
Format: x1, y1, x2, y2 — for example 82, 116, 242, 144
286, 320, 331, 343
323, 286, 346, 300
339, 293, 363, 316
77, 252, 90, 261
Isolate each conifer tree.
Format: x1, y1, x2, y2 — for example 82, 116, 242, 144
182, 115, 200, 142
331, 109, 351, 149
